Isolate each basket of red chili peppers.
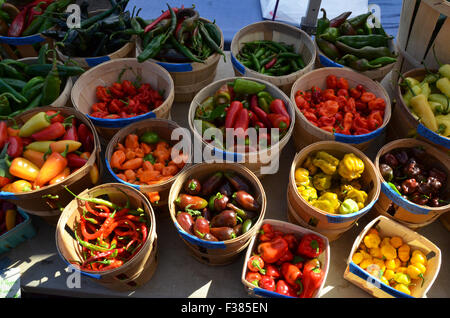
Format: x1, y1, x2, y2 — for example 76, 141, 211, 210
56, 183, 157, 291
0, 0, 73, 59
0, 106, 101, 222
71, 58, 174, 140
241, 219, 330, 298
189, 77, 295, 178
230, 20, 316, 95
290, 67, 391, 152
168, 162, 266, 266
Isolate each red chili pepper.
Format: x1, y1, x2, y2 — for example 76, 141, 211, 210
63, 120, 79, 141
92, 102, 108, 113
0, 121, 8, 149
26, 1, 48, 27
259, 275, 276, 291
247, 255, 266, 275
352, 113, 369, 131
109, 83, 124, 98
6, 136, 23, 158
267, 113, 289, 132
96, 86, 111, 102
77, 123, 94, 153
368, 110, 384, 131
233, 108, 249, 137
90, 111, 108, 118
31, 122, 66, 141
67, 153, 88, 168
250, 104, 272, 128
45, 110, 65, 124
144, 7, 181, 32
318, 115, 336, 128
8, 5, 29, 36
299, 260, 325, 298
269, 99, 290, 121
104, 114, 121, 119
297, 234, 325, 258
225, 101, 243, 129
257, 236, 289, 264
326, 75, 337, 89
122, 80, 137, 96
265, 57, 277, 69
0, 176, 10, 188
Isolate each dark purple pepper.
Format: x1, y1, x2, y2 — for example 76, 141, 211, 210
214, 193, 229, 212
203, 233, 219, 242
201, 208, 212, 221
176, 212, 194, 234
401, 178, 419, 194
382, 153, 399, 168
395, 150, 409, 165
219, 181, 234, 197
202, 172, 224, 196
410, 192, 429, 206
379, 163, 394, 181
184, 178, 202, 195
429, 168, 447, 183
403, 162, 421, 179
210, 210, 237, 228
233, 190, 260, 211
224, 172, 251, 192
411, 147, 427, 161
209, 227, 236, 241
429, 197, 442, 207
426, 176, 442, 193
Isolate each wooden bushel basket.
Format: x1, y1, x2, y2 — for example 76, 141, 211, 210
0, 33, 52, 59
373, 138, 450, 228
71, 58, 174, 141
287, 141, 381, 238
0, 106, 102, 221
344, 216, 441, 298
391, 68, 450, 152
241, 219, 330, 298
136, 18, 224, 103
315, 37, 397, 82
188, 76, 295, 178
168, 163, 266, 266
290, 67, 391, 152
105, 118, 192, 207
19, 57, 73, 108
55, 183, 157, 291
230, 20, 316, 96
390, 0, 450, 87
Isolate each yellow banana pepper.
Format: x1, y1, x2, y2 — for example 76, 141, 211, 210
312, 151, 340, 175
410, 94, 439, 132
435, 114, 450, 136
436, 77, 450, 98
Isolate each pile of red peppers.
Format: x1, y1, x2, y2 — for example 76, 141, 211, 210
245, 223, 326, 298
0, 110, 97, 194
294, 75, 386, 135
90, 79, 164, 119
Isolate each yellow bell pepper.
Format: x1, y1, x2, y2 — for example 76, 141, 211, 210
312, 151, 340, 175
302, 155, 318, 175
381, 243, 397, 260
312, 192, 340, 213
397, 244, 410, 263
295, 167, 311, 186
312, 172, 332, 191
394, 284, 411, 295
436, 77, 450, 98
390, 236, 403, 249
337, 153, 365, 181
410, 94, 439, 132
345, 188, 367, 209
352, 252, 364, 265
363, 233, 381, 249
297, 184, 318, 202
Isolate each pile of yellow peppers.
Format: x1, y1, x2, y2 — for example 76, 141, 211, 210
352, 228, 428, 296
401, 59, 450, 137
295, 151, 368, 214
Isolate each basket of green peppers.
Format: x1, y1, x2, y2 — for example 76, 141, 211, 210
315, 9, 397, 80
395, 52, 450, 150
42, 0, 137, 69
0, 44, 84, 117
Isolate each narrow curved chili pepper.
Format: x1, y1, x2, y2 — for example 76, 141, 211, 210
30, 122, 66, 141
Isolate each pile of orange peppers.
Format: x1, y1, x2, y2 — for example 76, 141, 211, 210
0, 110, 98, 193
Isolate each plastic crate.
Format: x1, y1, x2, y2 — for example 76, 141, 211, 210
0, 208, 36, 254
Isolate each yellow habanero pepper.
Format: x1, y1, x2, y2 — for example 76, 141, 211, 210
369, 247, 383, 259
312, 192, 340, 213
337, 153, 365, 181
295, 167, 310, 186
312, 172, 332, 191
380, 276, 390, 286
359, 258, 374, 269
385, 259, 396, 270
384, 269, 396, 281
380, 237, 391, 247
352, 252, 364, 265
381, 243, 397, 260
297, 184, 318, 202
363, 233, 381, 249
302, 155, 318, 175
410, 250, 427, 266
312, 151, 340, 175
407, 264, 426, 287
345, 188, 367, 209
394, 284, 411, 295
389, 236, 403, 249
394, 272, 411, 285
372, 258, 386, 272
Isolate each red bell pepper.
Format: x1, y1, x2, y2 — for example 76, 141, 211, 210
31, 122, 66, 141
257, 236, 289, 264
292, 255, 305, 270
6, 136, 23, 158
0, 121, 8, 149
275, 280, 297, 297
258, 223, 275, 242
269, 99, 290, 121
245, 271, 262, 287
299, 260, 325, 298
281, 262, 303, 290
297, 233, 325, 259
259, 275, 276, 291
247, 255, 266, 275
275, 249, 294, 265
225, 101, 243, 129
265, 264, 281, 279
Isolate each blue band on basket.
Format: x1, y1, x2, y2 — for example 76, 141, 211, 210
231, 53, 246, 75
325, 198, 375, 224
156, 61, 193, 72
0, 191, 17, 200
334, 126, 385, 144
381, 182, 429, 215
105, 158, 141, 190
88, 111, 156, 128
211, 148, 244, 162
86, 56, 111, 67
417, 124, 450, 149
66, 262, 101, 279
253, 287, 295, 298
0, 34, 46, 45
348, 262, 413, 298
176, 224, 226, 249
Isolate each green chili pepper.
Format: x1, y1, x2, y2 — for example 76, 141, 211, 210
336, 34, 392, 49
0, 93, 21, 116
348, 12, 372, 28
0, 63, 26, 81
368, 56, 397, 67
199, 21, 226, 62
203, 22, 222, 46
2, 79, 27, 91
319, 27, 340, 43
0, 78, 28, 104
335, 40, 395, 60
41, 56, 61, 106
168, 34, 204, 63
387, 182, 402, 195
316, 37, 341, 61
230, 78, 266, 95
316, 8, 330, 36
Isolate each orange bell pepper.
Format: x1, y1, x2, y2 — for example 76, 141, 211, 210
9, 157, 40, 181
23, 149, 46, 168
34, 146, 69, 187
50, 140, 81, 153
